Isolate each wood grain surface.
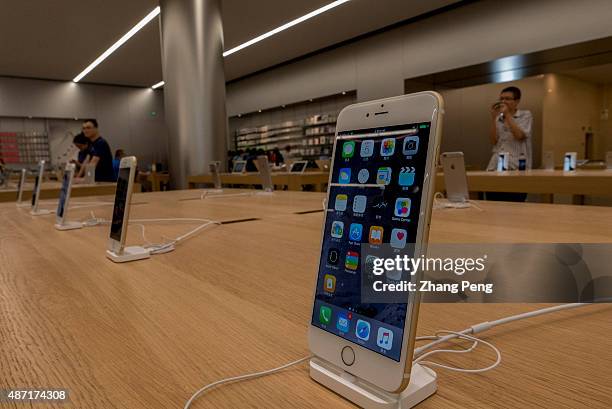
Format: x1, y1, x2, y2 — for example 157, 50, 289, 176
1, 190, 611, 408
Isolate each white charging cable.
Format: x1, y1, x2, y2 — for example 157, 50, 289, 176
183, 356, 311, 409
130, 218, 221, 254
414, 330, 501, 373
413, 303, 587, 357
182, 303, 596, 408
433, 192, 483, 211
201, 191, 255, 200
82, 211, 109, 227
178, 190, 255, 201
80, 212, 220, 254
408, 304, 591, 373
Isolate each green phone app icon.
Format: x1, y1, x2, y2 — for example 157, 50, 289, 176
319, 306, 332, 325
342, 141, 356, 158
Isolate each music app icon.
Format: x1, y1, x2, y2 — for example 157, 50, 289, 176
376, 327, 394, 351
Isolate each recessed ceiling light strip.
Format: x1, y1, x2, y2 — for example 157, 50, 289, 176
77, 1, 352, 87
151, 80, 165, 89
73, 6, 161, 82
222, 0, 351, 57
150, 0, 351, 87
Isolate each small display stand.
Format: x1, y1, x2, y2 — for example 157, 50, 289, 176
310, 357, 437, 409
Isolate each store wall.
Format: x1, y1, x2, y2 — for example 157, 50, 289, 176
226, 0, 612, 116
597, 84, 612, 159
437, 74, 612, 170
439, 76, 545, 170
542, 74, 603, 163
599, 84, 612, 157
0, 77, 168, 168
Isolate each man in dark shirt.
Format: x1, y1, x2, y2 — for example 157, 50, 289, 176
77, 119, 116, 182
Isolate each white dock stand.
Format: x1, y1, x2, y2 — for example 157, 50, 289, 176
310, 358, 437, 409
106, 246, 151, 263
54, 221, 83, 231
30, 208, 53, 216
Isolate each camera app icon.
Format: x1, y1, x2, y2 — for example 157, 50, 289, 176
402, 136, 419, 156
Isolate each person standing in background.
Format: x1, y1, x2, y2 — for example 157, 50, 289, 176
270, 147, 284, 166
284, 145, 292, 159
71, 132, 91, 173
0, 158, 6, 187
112, 149, 125, 179
487, 86, 533, 171
227, 150, 235, 172
486, 86, 533, 202
245, 148, 259, 172
77, 119, 116, 182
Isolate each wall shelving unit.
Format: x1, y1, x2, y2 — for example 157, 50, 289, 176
230, 90, 356, 161
234, 114, 337, 160
0, 131, 50, 166
300, 114, 336, 159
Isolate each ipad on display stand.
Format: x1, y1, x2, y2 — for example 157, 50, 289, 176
308, 92, 443, 407
54, 163, 83, 230
30, 160, 52, 215
440, 152, 469, 203
231, 160, 246, 174
289, 160, 308, 173
106, 156, 150, 263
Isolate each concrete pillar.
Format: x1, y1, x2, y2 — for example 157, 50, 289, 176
159, 0, 227, 189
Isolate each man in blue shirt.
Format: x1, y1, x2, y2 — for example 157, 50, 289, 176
112, 149, 125, 180
77, 119, 116, 182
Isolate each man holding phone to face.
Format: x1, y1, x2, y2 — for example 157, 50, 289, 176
486, 86, 533, 171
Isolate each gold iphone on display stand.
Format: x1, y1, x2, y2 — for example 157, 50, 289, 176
30, 160, 52, 215
107, 156, 138, 256
440, 152, 469, 203
309, 92, 444, 393
54, 163, 79, 229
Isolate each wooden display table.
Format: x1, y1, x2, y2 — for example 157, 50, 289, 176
1, 191, 610, 408
187, 171, 329, 192
0, 181, 119, 203
435, 169, 612, 203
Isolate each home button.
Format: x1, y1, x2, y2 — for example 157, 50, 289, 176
341, 346, 355, 366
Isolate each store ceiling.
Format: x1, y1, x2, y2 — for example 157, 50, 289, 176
0, 0, 462, 87
564, 63, 612, 85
